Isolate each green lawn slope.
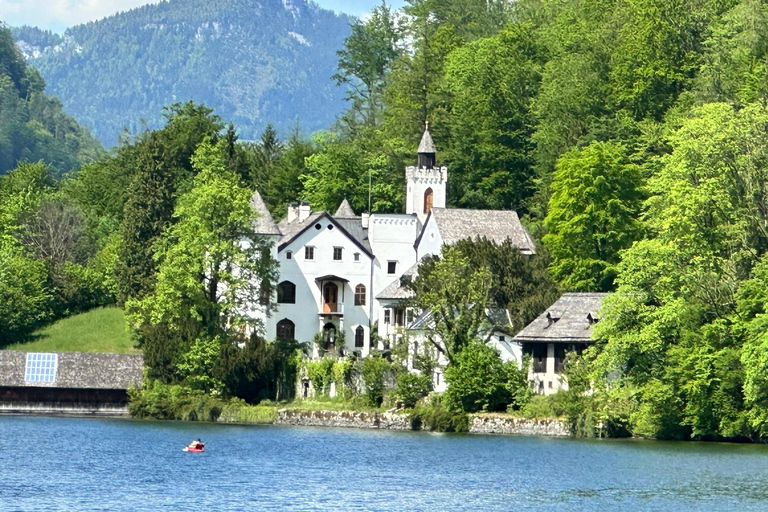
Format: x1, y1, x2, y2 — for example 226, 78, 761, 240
6, 307, 138, 354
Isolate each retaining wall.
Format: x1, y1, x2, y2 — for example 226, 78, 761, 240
274, 409, 569, 437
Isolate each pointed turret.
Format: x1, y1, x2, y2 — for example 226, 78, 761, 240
250, 190, 281, 236
334, 198, 356, 218
417, 123, 436, 168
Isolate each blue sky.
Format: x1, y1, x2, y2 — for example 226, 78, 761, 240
0, 0, 408, 33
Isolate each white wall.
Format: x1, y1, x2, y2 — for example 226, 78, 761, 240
528, 343, 568, 395
406, 166, 447, 224
415, 213, 444, 261
369, 214, 420, 323
265, 216, 374, 356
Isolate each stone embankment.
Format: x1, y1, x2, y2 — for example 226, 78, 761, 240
274, 409, 569, 437
276, 409, 412, 430
470, 414, 569, 437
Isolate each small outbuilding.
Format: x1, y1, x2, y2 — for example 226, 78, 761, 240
0, 351, 144, 416
513, 293, 608, 395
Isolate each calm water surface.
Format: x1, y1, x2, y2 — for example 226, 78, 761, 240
1, 416, 768, 511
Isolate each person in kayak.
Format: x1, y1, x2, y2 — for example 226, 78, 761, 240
188, 439, 204, 450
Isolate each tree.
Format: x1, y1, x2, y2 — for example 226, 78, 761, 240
129, 139, 278, 384
334, 1, 403, 128
444, 22, 544, 210
408, 245, 491, 364
544, 141, 644, 292
0, 246, 51, 344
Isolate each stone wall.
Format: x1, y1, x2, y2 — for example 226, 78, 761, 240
275, 409, 570, 437
276, 409, 413, 430
469, 415, 569, 437
0, 350, 143, 390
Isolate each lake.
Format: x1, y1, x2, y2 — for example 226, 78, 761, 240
1, 416, 768, 511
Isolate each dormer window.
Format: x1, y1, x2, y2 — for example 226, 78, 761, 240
546, 311, 562, 327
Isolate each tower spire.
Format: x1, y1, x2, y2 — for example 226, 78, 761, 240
417, 123, 436, 168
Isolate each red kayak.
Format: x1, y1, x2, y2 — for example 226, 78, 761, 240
183, 445, 205, 453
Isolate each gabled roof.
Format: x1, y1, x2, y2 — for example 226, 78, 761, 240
277, 211, 373, 258
250, 190, 281, 236
416, 208, 537, 254
334, 199, 356, 218
513, 293, 609, 344
376, 262, 419, 300
418, 127, 436, 154
407, 307, 515, 336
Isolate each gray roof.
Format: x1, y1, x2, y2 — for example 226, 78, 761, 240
335, 217, 372, 254
376, 262, 419, 300
277, 211, 373, 257
0, 351, 144, 390
513, 293, 609, 344
407, 307, 514, 336
418, 128, 436, 154
334, 199, 356, 218
250, 190, 281, 236
277, 211, 325, 248
421, 208, 536, 254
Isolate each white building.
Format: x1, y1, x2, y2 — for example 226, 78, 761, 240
512, 293, 608, 395
249, 127, 537, 362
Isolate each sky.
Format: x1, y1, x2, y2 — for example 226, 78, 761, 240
0, 0, 407, 33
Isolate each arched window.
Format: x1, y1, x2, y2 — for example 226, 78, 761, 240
277, 281, 296, 304
276, 319, 295, 341
354, 284, 366, 306
355, 326, 365, 347
424, 187, 434, 214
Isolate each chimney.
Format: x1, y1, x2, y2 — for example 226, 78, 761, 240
361, 212, 370, 229
299, 201, 311, 221
287, 202, 300, 223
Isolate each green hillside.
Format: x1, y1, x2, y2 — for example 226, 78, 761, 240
0, 26, 102, 174
6, 308, 137, 354
12, 0, 352, 146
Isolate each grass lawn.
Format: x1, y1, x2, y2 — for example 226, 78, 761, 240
6, 307, 138, 354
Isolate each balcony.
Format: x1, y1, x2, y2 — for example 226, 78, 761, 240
319, 303, 344, 316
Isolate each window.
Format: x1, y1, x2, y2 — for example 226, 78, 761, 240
354, 284, 366, 306
532, 344, 547, 373
355, 326, 365, 348
498, 335, 506, 342
384, 310, 391, 324
276, 319, 295, 341
406, 309, 414, 326
555, 345, 567, 373
394, 308, 405, 327
424, 187, 434, 214
333, 247, 343, 261
277, 281, 296, 304
25, 353, 57, 383
354, 253, 360, 262
305, 246, 315, 260
286, 251, 292, 260
387, 261, 398, 274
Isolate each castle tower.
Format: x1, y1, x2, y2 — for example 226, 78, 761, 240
406, 125, 447, 224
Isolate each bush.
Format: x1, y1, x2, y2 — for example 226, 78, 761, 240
306, 357, 335, 395
518, 393, 568, 419
444, 341, 528, 413
409, 403, 469, 432
361, 356, 390, 407
395, 372, 432, 408
128, 381, 226, 421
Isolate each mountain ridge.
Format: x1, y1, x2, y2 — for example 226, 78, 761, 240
11, 0, 352, 146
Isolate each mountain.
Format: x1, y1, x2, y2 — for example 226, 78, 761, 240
0, 26, 102, 175
11, 0, 352, 147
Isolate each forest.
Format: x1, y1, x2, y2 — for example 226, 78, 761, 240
6, 0, 768, 439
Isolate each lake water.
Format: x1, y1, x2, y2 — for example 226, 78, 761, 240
2, 416, 768, 511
